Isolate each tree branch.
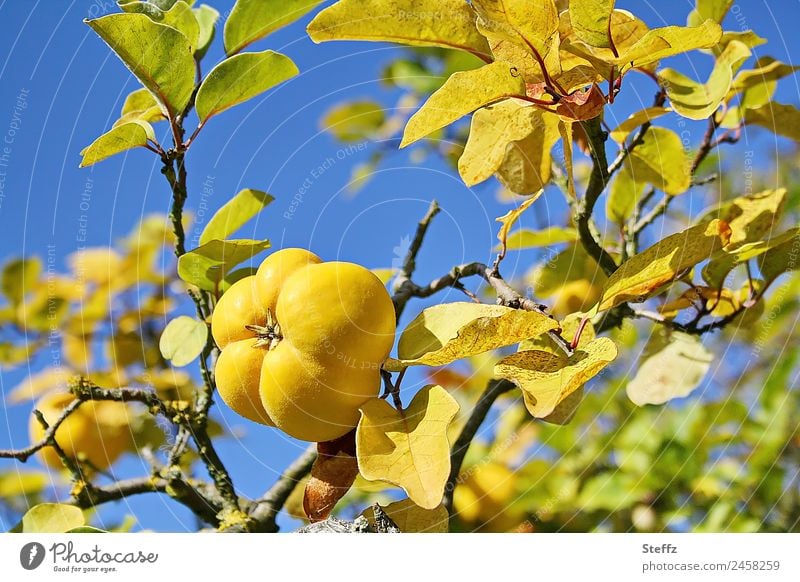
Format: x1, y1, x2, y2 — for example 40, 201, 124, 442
443, 379, 516, 513
249, 445, 318, 532
576, 117, 619, 276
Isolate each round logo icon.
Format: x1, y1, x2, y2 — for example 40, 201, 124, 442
20, 542, 46, 570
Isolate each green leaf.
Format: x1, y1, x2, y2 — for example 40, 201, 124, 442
119, 0, 200, 50
322, 100, 386, 142
615, 19, 723, 70
659, 40, 751, 120
577, 473, 645, 511
80, 121, 154, 167
495, 337, 617, 419
356, 385, 459, 509
569, 0, 615, 48
459, 100, 559, 191
597, 219, 732, 312
116, 88, 165, 125
193, 4, 220, 58
702, 228, 799, 288
499, 226, 579, 251
17, 503, 86, 533
86, 13, 196, 118
200, 189, 274, 245
626, 126, 691, 195
626, 330, 712, 406
177, 239, 271, 291
608, 106, 671, 143
2, 258, 41, 305
744, 102, 800, 141
195, 50, 298, 123
225, 0, 323, 55
687, 0, 733, 26
307, 0, 490, 59
68, 526, 108, 533
401, 61, 525, 148
159, 315, 208, 367
389, 302, 558, 368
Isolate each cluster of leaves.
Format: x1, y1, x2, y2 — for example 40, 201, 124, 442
2, 0, 800, 533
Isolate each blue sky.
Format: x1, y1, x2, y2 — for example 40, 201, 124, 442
0, 0, 799, 531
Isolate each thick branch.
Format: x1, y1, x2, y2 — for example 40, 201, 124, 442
576, 117, 619, 276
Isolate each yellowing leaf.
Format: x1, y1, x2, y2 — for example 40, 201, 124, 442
159, 316, 208, 367
558, 120, 576, 199
626, 330, 712, 406
401, 61, 525, 148
519, 313, 596, 354
194, 4, 220, 58
393, 302, 558, 368
7, 368, 70, 404
597, 220, 732, 312
758, 230, 800, 286
18, 503, 86, 533
731, 57, 800, 97
626, 126, 691, 196
495, 337, 617, 418
119, 0, 201, 50
687, 0, 733, 26
459, 100, 558, 189
177, 239, 271, 292
1, 258, 41, 305
362, 498, 448, 532
607, 161, 645, 224
116, 88, 165, 125
199, 189, 274, 245
616, 19, 722, 70
499, 226, 578, 251
79, 121, 154, 167
744, 102, 800, 142
195, 51, 299, 123
609, 107, 671, 143
225, 0, 324, 55
322, 100, 386, 142
700, 188, 787, 247
307, 0, 490, 59
496, 191, 543, 253
356, 385, 459, 509
659, 40, 751, 120
67, 248, 124, 284
569, 0, 615, 49
86, 13, 195, 117
473, 0, 561, 82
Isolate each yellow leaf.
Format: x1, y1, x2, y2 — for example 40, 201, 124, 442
401, 61, 526, 148
356, 385, 459, 509
626, 126, 691, 195
702, 188, 787, 247
659, 40, 751, 120
626, 330, 712, 406
361, 498, 449, 532
615, 20, 723, 71
597, 219, 732, 312
496, 191, 543, 253
758, 229, 800, 286
569, 0, 615, 48
607, 161, 646, 224
7, 368, 70, 404
473, 0, 561, 83
307, 0, 490, 59
495, 337, 617, 418
67, 248, 124, 285
702, 228, 798, 288
498, 226, 578, 251
459, 100, 558, 189
394, 302, 558, 367
609, 106, 672, 143
558, 120, 576, 199
519, 313, 595, 354
744, 102, 800, 142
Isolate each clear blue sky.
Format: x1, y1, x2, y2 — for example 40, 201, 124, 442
0, 1, 799, 531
